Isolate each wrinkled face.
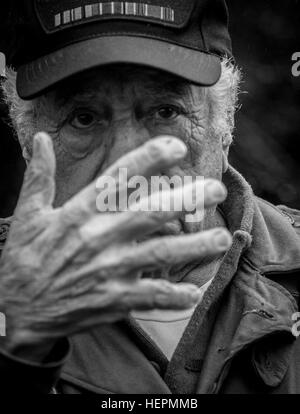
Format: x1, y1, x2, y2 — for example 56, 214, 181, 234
34, 65, 226, 230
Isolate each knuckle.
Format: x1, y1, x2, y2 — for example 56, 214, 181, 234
121, 285, 147, 310
204, 180, 227, 204
196, 234, 210, 252
146, 141, 165, 162
154, 282, 175, 306
124, 153, 139, 171
157, 279, 174, 294
77, 225, 96, 253
153, 241, 174, 265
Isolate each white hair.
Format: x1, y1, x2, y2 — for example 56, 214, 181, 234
1, 58, 241, 157
207, 58, 242, 148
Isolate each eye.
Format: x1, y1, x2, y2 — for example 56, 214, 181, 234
69, 110, 98, 130
154, 105, 182, 120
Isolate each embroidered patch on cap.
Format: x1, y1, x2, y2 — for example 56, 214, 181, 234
34, 0, 196, 33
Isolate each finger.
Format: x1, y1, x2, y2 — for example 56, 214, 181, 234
78, 179, 227, 251
121, 178, 227, 240
133, 177, 226, 215
119, 228, 232, 270
78, 178, 227, 248
121, 279, 203, 311
15, 132, 56, 217
65, 136, 187, 216
101, 135, 187, 181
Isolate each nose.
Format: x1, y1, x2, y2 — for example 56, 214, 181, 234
109, 118, 152, 162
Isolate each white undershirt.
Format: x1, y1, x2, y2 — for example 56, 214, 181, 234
131, 279, 212, 360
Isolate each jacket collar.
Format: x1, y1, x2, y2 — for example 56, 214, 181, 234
222, 166, 300, 274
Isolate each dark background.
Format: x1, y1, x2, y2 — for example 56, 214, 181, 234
1, 0, 300, 217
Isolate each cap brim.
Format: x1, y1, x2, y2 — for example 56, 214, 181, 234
16, 35, 221, 99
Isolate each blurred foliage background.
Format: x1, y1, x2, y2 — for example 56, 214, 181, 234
0, 0, 300, 217
229, 0, 300, 208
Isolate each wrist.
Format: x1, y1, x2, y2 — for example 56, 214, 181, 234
0, 302, 56, 362
0, 328, 57, 363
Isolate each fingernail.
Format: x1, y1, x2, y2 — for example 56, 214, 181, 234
35, 131, 47, 140
205, 180, 226, 202
214, 229, 232, 250
34, 132, 48, 148
33, 133, 42, 152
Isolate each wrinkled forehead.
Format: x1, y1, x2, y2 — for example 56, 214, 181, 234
51, 64, 198, 105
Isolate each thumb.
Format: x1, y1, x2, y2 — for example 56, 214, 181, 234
15, 132, 56, 217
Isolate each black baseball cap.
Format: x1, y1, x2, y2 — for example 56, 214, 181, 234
2, 0, 232, 99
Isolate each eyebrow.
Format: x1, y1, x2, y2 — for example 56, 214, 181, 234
54, 85, 191, 112
52, 66, 193, 107
144, 81, 190, 99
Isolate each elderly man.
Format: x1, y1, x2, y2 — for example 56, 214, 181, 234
0, 0, 300, 394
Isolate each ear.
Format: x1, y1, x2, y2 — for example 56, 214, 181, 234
222, 135, 230, 173
22, 146, 30, 164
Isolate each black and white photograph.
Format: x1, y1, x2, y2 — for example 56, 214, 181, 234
0, 0, 300, 399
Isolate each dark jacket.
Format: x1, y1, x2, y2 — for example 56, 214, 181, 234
1, 166, 300, 394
